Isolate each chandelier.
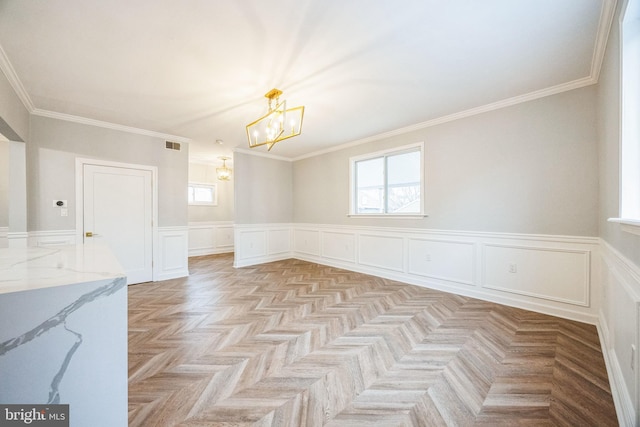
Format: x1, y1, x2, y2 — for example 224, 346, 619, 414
246, 88, 304, 151
216, 156, 232, 181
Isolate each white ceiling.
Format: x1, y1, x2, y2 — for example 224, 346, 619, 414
0, 0, 613, 163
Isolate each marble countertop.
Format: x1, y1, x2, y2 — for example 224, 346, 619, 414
0, 242, 126, 295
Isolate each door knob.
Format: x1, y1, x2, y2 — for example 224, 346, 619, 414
85, 232, 99, 237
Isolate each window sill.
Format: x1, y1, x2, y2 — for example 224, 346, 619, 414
347, 214, 428, 219
608, 218, 640, 236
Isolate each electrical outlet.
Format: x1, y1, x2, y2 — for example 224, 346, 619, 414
60, 208, 68, 217
509, 263, 517, 273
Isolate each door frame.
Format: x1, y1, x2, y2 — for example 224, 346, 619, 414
75, 157, 159, 281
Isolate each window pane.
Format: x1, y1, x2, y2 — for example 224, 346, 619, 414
188, 184, 216, 205
386, 150, 421, 213
356, 157, 384, 213
194, 187, 213, 203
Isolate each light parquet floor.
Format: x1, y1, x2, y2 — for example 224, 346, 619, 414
128, 254, 618, 426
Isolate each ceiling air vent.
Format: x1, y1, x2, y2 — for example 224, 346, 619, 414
165, 141, 181, 151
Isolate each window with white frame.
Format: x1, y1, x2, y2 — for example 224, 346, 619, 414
615, 0, 640, 231
188, 183, 217, 206
349, 143, 424, 216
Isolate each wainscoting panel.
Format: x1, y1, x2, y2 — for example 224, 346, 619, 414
293, 229, 320, 256
268, 228, 291, 255
483, 244, 590, 306
216, 226, 235, 250
290, 224, 599, 324
234, 224, 293, 268
408, 238, 475, 285
156, 226, 189, 281
188, 222, 234, 256
599, 241, 640, 427
321, 231, 356, 263
237, 230, 266, 259
358, 233, 404, 272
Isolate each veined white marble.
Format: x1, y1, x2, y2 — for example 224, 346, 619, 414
0, 242, 125, 294
0, 243, 127, 426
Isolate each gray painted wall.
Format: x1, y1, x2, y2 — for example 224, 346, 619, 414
597, 1, 640, 266
234, 151, 292, 224
294, 86, 599, 237
188, 162, 234, 222
0, 69, 29, 142
28, 115, 188, 231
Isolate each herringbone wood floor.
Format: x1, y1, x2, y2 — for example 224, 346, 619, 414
128, 254, 618, 426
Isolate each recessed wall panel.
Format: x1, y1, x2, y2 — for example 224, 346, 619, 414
408, 238, 475, 285
359, 234, 404, 272
322, 231, 356, 263
294, 229, 320, 256
483, 244, 589, 306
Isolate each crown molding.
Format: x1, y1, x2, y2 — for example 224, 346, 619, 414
32, 109, 191, 143
292, 0, 617, 162
293, 76, 596, 161
0, 44, 34, 112
1, 0, 617, 163
590, 0, 618, 82
233, 147, 293, 162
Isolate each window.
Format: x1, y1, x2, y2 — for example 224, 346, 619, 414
610, 0, 640, 234
349, 142, 424, 216
188, 183, 217, 206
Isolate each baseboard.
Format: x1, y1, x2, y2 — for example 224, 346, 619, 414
293, 251, 598, 325
234, 252, 293, 268
598, 311, 636, 427
232, 223, 636, 425
292, 224, 599, 323
599, 240, 640, 427
189, 247, 233, 257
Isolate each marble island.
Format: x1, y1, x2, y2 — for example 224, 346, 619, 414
0, 243, 128, 427
0, 242, 125, 294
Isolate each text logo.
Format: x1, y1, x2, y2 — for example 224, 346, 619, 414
0, 405, 68, 427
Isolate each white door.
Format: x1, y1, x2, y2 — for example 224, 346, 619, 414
83, 164, 153, 284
